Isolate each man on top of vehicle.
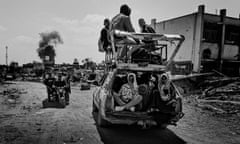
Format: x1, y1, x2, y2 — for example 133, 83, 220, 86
138, 18, 156, 44
138, 18, 156, 34
99, 18, 112, 62
100, 18, 111, 51
111, 4, 138, 60
125, 18, 158, 62
111, 4, 135, 38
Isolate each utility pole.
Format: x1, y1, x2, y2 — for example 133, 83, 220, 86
218, 9, 226, 72
5, 46, 8, 66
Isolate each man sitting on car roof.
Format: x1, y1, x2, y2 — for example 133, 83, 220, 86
111, 4, 139, 61
126, 18, 158, 63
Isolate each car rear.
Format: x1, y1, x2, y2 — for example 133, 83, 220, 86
93, 68, 184, 127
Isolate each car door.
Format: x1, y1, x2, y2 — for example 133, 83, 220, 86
93, 72, 108, 109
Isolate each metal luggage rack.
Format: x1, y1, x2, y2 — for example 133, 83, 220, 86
114, 43, 168, 65
104, 30, 185, 71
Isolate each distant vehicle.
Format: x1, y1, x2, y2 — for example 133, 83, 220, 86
92, 32, 185, 128
56, 87, 67, 107
86, 73, 97, 84
43, 86, 67, 108
5, 73, 15, 80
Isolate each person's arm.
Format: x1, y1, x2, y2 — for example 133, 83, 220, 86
147, 25, 156, 33
124, 17, 135, 32
122, 94, 142, 110
124, 17, 142, 44
101, 29, 108, 42
113, 91, 126, 106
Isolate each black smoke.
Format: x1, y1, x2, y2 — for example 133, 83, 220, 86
37, 31, 63, 61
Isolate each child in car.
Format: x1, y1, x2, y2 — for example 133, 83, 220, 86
113, 73, 142, 112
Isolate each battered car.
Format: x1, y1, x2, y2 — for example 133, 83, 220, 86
93, 32, 185, 128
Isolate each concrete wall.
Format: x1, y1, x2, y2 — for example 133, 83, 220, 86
203, 14, 240, 61
202, 43, 239, 60
153, 5, 240, 73
154, 14, 196, 62
223, 44, 239, 60
201, 42, 219, 59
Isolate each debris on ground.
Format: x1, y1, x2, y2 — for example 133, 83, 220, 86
174, 71, 240, 115
0, 88, 27, 105
0, 125, 23, 143
196, 76, 240, 114
2, 88, 27, 96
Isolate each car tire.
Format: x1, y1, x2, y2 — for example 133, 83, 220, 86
59, 97, 66, 108
157, 123, 168, 129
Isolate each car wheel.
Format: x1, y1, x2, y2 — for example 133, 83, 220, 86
59, 97, 66, 108
157, 123, 168, 129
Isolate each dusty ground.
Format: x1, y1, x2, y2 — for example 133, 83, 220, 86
0, 81, 239, 144
0, 82, 101, 144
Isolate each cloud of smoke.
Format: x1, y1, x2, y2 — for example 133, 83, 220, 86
37, 31, 63, 61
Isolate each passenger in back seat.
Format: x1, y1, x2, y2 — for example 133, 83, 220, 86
113, 73, 142, 112
147, 73, 176, 112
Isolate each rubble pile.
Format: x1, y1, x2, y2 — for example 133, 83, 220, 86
0, 88, 27, 104
197, 77, 240, 114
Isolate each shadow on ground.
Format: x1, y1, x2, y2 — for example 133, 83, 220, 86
93, 113, 186, 144
42, 98, 66, 109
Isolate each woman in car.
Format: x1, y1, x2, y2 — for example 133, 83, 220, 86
147, 73, 176, 113
113, 73, 142, 112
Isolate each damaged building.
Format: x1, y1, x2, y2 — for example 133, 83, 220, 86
151, 5, 240, 76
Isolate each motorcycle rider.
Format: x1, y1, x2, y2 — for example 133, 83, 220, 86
64, 73, 71, 105
43, 73, 55, 102
54, 73, 67, 102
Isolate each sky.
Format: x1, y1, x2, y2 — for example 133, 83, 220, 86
0, 0, 239, 65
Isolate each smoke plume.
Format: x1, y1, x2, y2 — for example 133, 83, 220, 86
37, 31, 63, 62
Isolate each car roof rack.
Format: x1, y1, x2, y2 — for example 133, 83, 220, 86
104, 30, 185, 72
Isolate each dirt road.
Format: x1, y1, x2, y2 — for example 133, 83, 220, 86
0, 81, 239, 144
0, 82, 101, 144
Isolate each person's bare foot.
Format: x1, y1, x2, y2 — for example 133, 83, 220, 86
115, 106, 124, 111
129, 107, 135, 112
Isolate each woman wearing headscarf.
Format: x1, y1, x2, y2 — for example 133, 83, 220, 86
147, 73, 176, 112
114, 73, 142, 111
158, 73, 172, 102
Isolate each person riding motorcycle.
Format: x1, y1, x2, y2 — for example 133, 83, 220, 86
64, 73, 71, 105
54, 74, 67, 103
43, 73, 55, 102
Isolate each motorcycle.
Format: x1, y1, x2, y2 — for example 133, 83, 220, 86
55, 86, 66, 108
